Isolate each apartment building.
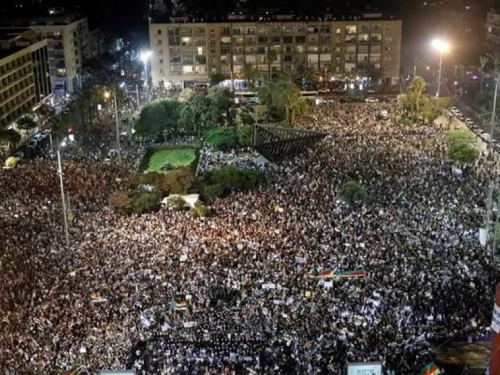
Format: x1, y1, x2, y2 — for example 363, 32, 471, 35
149, 14, 402, 88
0, 29, 51, 129
2, 14, 90, 95
486, 10, 500, 52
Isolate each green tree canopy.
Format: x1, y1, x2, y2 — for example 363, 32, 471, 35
445, 129, 479, 164
339, 181, 370, 205
16, 115, 37, 132
204, 126, 251, 151
258, 73, 307, 126
0, 129, 21, 148
135, 100, 185, 138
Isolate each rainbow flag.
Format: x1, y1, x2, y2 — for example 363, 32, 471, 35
419, 362, 439, 375
309, 269, 333, 279
170, 300, 188, 311
59, 365, 82, 375
333, 270, 366, 278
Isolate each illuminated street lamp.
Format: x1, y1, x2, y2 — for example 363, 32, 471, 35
140, 50, 153, 87
431, 38, 450, 97
104, 90, 121, 163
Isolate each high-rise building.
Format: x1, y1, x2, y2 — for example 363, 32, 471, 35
149, 13, 402, 88
1, 13, 90, 95
0, 28, 51, 129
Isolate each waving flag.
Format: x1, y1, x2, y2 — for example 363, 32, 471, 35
170, 300, 188, 311
333, 270, 366, 278
419, 362, 439, 375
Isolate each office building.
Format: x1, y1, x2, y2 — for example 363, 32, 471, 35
2, 13, 90, 95
149, 13, 402, 88
0, 28, 51, 129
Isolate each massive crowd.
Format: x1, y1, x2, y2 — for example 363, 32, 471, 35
1, 102, 499, 375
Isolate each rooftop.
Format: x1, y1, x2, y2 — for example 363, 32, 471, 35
152, 11, 398, 24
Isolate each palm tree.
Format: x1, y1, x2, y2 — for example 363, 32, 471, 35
265, 48, 278, 81
480, 55, 489, 94
407, 76, 426, 116
238, 63, 258, 89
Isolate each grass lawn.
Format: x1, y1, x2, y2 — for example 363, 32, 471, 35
146, 148, 196, 173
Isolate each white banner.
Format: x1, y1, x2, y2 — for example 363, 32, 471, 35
479, 228, 488, 247
491, 303, 500, 333
347, 362, 383, 375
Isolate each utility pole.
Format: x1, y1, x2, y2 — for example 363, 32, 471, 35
436, 50, 444, 97
485, 79, 499, 248
114, 92, 122, 163
57, 150, 70, 247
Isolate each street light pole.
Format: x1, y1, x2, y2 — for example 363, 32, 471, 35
485, 79, 498, 250
436, 50, 443, 98
113, 92, 121, 163
57, 150, 70, 247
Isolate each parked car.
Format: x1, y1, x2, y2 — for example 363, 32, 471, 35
365, 97, 379, 103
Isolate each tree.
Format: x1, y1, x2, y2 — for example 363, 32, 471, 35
258, 74, 307, 126
207, 87, 235, 125
209, 73, 227, 87
201, 166, 264, 200
0, 129, 21, 150
265, 48, 278, 81
204, 127, 250, 150
135, 100, 185, 138
109, 191, 132, 213
448, 143, 480, 164
338, 181, 369, 205
16, 115, 37, 133
238, 105, 256, 126
419, 97, 451, 124
179, 93, 217, 136
179, 88, 195, 102
130, 192, 161, 214
238, 63, 259, 89
406, 77, 426, 116
445, 129, 479, 165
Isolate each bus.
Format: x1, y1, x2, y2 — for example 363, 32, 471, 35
235, 91, 259, 104
300, 91, 319, 99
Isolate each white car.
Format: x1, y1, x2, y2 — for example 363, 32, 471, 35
318, 88, 330, 94
365, 97, 379, 103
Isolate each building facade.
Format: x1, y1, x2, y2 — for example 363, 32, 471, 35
0, 29, 52, 129
2, 15, 90, 95
149, 14, 402, 88
30, 17, 90, 95
486, 11, 500, 52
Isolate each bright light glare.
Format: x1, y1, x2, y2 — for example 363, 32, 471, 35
104, 91, 111, 99
140, 50, 152, 63
120, 82, 125, 88
431, 39, 450, 53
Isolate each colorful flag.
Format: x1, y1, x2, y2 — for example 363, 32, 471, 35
419, 362, 439, 375
308, 269, 333, 279
59, 365, 82, 375
170, 300, 188, 311
333, 270, 366, 278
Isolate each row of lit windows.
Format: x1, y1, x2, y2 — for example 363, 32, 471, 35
156, 23, 390, 37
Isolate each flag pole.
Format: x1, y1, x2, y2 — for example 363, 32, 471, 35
57, 150, 70, 247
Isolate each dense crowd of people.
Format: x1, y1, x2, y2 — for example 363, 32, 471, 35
1, 102, 499, 375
